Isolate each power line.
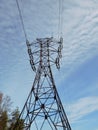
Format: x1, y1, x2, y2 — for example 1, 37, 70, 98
61, 0, 63, 36
16, 0, 63, 41
16, 0, 27, 40
58, 0, 63, 38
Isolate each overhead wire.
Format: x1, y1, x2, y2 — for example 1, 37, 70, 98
61, 0, 63, 37
58, 0, 61, 39
16, 0, 27, 40
16, 0, 63, 41
60, 0, 72, 121
58, 1, 72, 118
58, 0, 63, 39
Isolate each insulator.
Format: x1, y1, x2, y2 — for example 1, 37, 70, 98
60, 37, 63, 44
58, 47, 62, 58
58, 46, 61, 52
26, 39, 30, 47
55, 57, 60, 69
29, 54, 34, 61
59, 53, 62, 58
31, 64, 36, 72
57, 63, 60, 70
58, 37, 63, 50
28, 48, 32, 55
30, 60, 34, 65
59, 42, 63, 50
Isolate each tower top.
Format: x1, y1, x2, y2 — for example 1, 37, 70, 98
26, 37, 63, 72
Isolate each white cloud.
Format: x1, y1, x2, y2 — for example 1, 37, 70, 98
54, 0, 98, 81
66, 96, 98, 123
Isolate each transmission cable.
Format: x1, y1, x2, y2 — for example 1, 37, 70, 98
58, 0, 63, 39
16, 0, 27, 40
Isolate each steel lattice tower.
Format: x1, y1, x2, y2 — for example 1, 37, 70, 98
14, 37, 71, 130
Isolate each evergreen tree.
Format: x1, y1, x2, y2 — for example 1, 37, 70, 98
8, 108, 24, 130
0, 92, 24, 129
0, 92, 10, 130
0, 111, 8, 130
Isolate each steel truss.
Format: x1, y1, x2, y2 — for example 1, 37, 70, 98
14, 37, 71, 130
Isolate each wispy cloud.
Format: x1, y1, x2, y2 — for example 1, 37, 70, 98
0, 1, 98, 130
66, 96, 98, 123
55, 0, 98, 81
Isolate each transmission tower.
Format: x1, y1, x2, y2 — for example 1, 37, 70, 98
14, 0, 72, 129
14, 37, 71, 130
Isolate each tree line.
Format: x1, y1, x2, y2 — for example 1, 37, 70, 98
0, 92, 24, 130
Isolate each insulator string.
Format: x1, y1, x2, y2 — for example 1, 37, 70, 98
16, 0, 27, 40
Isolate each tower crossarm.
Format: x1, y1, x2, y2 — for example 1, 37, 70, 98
26, 37, 63, 72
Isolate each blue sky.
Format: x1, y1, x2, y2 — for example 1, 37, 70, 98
0, 0, 98, 130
